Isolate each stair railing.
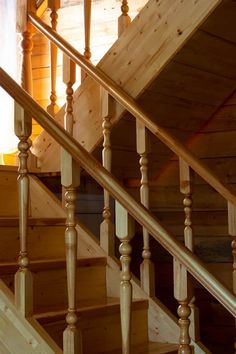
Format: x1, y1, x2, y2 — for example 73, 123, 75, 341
0, 68, 235, 354
6, 2, 236, 350
27, 13, 236, 205
22, 11, 236, 351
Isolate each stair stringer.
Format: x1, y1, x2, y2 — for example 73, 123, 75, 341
29, 175, 66, 219
32, 0, 222, 172
0, 279, 62, 354
0, 168, 66, 219
76, 221, 212, 354
1, 167, 211, 353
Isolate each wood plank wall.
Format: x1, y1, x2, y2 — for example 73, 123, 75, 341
31, 0, 146, 141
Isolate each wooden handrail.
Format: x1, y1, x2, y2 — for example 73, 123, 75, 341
0, 67, 235, 317
28, 13, 236, 206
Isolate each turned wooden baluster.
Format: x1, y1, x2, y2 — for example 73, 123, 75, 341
14, 102, 33, 317
227, 201, 236, 353
16, 0, 39, 171
136, 121, 155, 296
100, 89, 115, 255
179, 158, 200, 342
84, 0, 92, 60
47, 0, 60, 116
62, 54, 82, 354
118, 0, 131, 37
174, 259, 192, 354
115, 201, 135, 354
81, 0, 92, 82
16, 0, 35, 95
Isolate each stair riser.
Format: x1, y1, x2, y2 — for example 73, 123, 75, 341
0, 171, 18, 216
41, 307, 148, 353
1, 264, 106, 311
0, 225, 66, 262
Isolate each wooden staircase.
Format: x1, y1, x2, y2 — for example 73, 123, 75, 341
32, 0, 228, 173
0, 168, 180, 353
0, 0, 236, 352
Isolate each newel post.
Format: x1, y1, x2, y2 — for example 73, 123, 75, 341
14, 102, 33, 317
116, 201, 135, 354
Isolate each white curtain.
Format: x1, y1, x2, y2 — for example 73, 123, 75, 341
0, 0, 19, 153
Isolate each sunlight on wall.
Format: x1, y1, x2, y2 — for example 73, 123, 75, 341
0, 0, 19, 156
53, 0, 148, 107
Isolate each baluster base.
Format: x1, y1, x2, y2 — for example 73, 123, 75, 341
178, 345, 193, 354
118, 15, 131, 37
189, 302, 200, 341
47, 103, 60, 117
100, 220, 115, 256
140, 259, 155, 297
63, 326, 82, 354
14, 268, 33, 317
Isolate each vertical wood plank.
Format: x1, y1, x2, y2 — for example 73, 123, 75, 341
116, 201, 135, 354
14, 102, 33, 318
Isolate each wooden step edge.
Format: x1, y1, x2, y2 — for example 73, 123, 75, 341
34, 171, 61, 177
0, 257, 107, 274
0, 217, 66, 227
151, 207, 227, 212
0, 165, 17, 172
35, 298, 148, 324
101, 341, 178, 354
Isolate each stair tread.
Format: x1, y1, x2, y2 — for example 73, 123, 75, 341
99, 342, 178, 354
0, 217, 66, 226
35, 297, 148, 322
0, 257, 107, 273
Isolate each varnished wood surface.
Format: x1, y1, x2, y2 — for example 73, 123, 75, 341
33, 0, 229, 172
0, 279, 62, 353
0, 257, 107, 274
2, 69, 235, 317
100, 342, 178, 354
37, 297, 149, 353
0, 217, 65, 226
1, 258, 107, 313
35, 297, 148, 321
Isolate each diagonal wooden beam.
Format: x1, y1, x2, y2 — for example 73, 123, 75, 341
33, 0, 222, 171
